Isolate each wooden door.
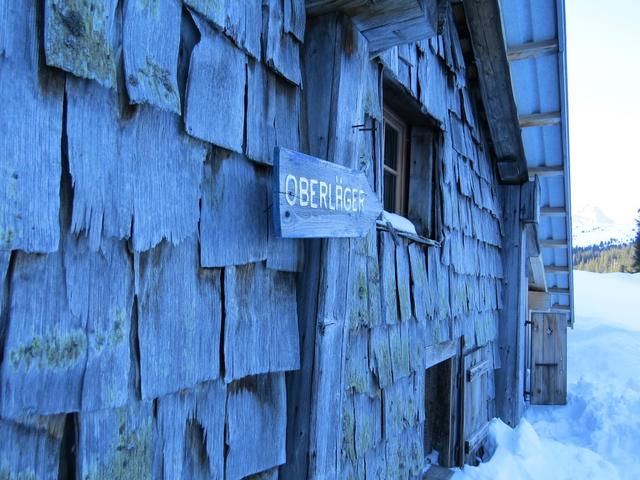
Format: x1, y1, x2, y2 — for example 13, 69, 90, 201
460, 346, 494, 464
530, 312, 567, 405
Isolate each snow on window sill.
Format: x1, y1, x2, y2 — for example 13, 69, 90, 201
376, 211, 440, 247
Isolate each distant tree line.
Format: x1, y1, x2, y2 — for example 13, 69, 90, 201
573, 241, 636, 273
573, 209, 640, 274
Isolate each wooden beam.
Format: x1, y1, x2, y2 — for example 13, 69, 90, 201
545, 265, 569, 273
507, 39, 559, 61
528, 165, 564, 177
548, 287, 570, 295
463, 0, 528, 184
540, 239, 568, 248
540, 207, 566, 217
528, 255, 547, 292
551, 304, 571, 312
519, 111, 562, 128
529, 291, 552, 311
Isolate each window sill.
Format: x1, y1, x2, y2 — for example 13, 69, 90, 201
376, 211, 441, 248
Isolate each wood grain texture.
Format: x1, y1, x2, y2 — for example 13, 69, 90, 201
66, 78, 207, 252
224, 262, 299, 382
266, 178, 305, 273
185, 11, 246, 152
156, 380, 226, 479
1, 248, 86, 417
77, 402, 154, 480
273, 148, 382, 238
264, 0, 302, 86
246, 60, 277, 166
137, 236, 222, 399
123, 0, 181, 113
395, 242, 412, 322
44, 0, 119, 87
379, 232, 399, 325
0, 418, 62, 480
226, 373, 287, 480
284, 0, 306, 42
200, 150, 268, 267
530, 313, 567, 405
0, 1, 63, 253
64, 235, 135, 412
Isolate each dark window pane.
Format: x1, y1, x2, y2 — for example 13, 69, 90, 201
384, 123, 398, 170
384, 172, 396, 212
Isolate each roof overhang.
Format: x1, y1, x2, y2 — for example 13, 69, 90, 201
305, 0, 440, 54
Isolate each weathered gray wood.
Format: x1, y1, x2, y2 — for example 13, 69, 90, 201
44, 0, 119, 87
267, 212, 305, 272
462, 0, 528, 183
370, 325, 393, 389
530, 313, 567, 405
226, 373, 287, 479
0, 251, 10, 313
200, 151, 268, 267
156, 380, 226, 480
66, 78, 207, 251
1, 1, 64, 253
275, 79, 302, 152
383, 374, 419, 440
273, 148, 382, 238
520, 176, 540, 224
353, 391, 382, 459
395, 242, 412, 322
264, 0, 302, 86
77, 402, 154, 480
224, 262, 299, 382
0, 418, 62, 480
385, 423, 424, 479
345, 328, 372, 393
123, 0, 181, 113
184, 0, 261, 59
64, 235, 135, 412
408, 127, 437, 238
137, 236, 222, 399
284, 0, 306, 41
246, 60, 277, 166
1, 248, 86, 417
495, 185, 526, 427
379, 232, 399, 325
389, 320, 411, 382
185, 11, 246, 152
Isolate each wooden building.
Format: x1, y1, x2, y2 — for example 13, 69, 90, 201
0, 0, 571, 478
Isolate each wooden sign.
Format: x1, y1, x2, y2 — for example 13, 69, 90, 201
273, 147, 383, 238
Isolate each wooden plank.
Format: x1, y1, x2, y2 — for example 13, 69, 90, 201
379, 232, 399, 325
123, 0, 181, 113
226, 373, 287, 480
224, 262, 299, 382
424, 340, 458, 370
284, 0, 306, 42
530, 313, 567, 404
44, 0, 119, 87
1, 248, 86, 417
273, 148, 382, 238
551, 304, 571, 312
264, 0, 302, 86
0, 418, 62, 480
354, 391, 382, 459
408, 243, 428, 324
224, 0, 262, 59
275, 79, 302, 153
529, 291, 552, 311
1, 1, 64, 253
495, 185, 526, 427
540, 207, 567, 217
548, 287, 570, 295
462, 0, 528, 183
246, 60, 277, 166
66, 78, 207, 252
540, 239, 569, 248
545, 265, 569, 273
520, 177, 540, 224
370, 325, 394, 389
408, 127, 437, 238
395, 242, 413, 322
0, 251, 9, 313
200, 151, 268, 267
183, 0, 225, 30
382, 374, 420, 439
136, 236, 222, 399
156, 380, 226, 479
507, 38, 559, 61
519, 111, 562, 128
77, 402, 154, 480
528, 165, 564, 177
64, 236, 135, 412
266, 179, 304, 272
185, 11, 246, 152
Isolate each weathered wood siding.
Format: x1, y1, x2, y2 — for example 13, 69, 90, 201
1, 1, 304, 478
1, 1, 513, 478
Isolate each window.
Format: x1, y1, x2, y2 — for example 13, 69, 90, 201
383, 107, 408, 215
380, 86, 442, 242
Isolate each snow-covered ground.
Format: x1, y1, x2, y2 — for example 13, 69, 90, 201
453, 270, 640, 479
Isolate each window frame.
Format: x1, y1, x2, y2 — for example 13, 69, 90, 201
382, 106, 409, 216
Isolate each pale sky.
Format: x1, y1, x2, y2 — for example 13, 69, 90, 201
566, 0, 640, 224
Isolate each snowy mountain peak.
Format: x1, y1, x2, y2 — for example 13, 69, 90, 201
572, 204, 635, 247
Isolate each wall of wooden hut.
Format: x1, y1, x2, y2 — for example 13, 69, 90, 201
0, 1, 519, 479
